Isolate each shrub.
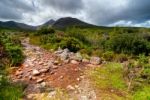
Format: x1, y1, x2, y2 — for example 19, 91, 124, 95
37, 27, 55, 35
105, 33, 150, 55
58, 37, 83, 52
0, 33, 24, 66
102, 51, 115, 61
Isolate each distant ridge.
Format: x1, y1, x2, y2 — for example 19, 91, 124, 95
0, 21, 36, 30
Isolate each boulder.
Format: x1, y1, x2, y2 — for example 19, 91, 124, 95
90, 57, 101, 65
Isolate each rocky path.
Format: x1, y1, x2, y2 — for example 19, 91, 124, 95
10, 38, 98, 100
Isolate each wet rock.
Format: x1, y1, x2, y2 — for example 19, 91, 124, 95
32, 69, 40, 76
71, 60, 79, 64
90, 57, 101, 65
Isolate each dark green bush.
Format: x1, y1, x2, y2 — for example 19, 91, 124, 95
58, 37, 83, 52
37, 27, 55, 35
105, 34, 150, 55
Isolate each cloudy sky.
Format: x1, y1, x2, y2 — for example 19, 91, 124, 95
1, 0, 150, 27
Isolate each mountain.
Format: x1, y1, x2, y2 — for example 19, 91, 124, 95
51, 17, 101, 30
0, 21, 36, 30
43, 19, 55, 26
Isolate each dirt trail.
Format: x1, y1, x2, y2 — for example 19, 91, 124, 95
10, 38, 97, 100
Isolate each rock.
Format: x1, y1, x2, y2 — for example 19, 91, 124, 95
15, 71, 23, 76
60, 51, 69, 61
39, 68, 49, 73
64, 59, 70, 64
53, 61, 59, 65
36, 78, 44, 83
41, 82, 46, 87
71, 60, 79, 64
48, 91, 56, 98
32, 69, 40, 76
74, 52, 83, 61
67, 85, 75, 91
90, 57, 101, 65
52, 65, 58, 69
80, 96, 88, 100
76, 78, 80, 81
60, 76, 64, 79
82, 59, 89, 63
63, 48, 69, 53
39, 62, 43, 65
54, 47, 63, 54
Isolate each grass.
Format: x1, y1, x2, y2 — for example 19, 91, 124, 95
0, 76, 24, 100
133, 86, 150, 100
86, 62, 131, 99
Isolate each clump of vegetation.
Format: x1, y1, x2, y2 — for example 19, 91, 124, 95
36, 27, 55, 35
104, 33, 150, 55
0, 75, 24, 100
0, 33, 24, 67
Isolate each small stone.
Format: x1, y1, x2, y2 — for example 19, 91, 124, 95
64, 59, 70, 64
36, 78, 44, 83
50, 71, 55, 75
48, 91, 56, 98
82, 59, 89, 63
29, 76, 32, 80
32, 69, 40, 76
15, 71, 23, 76
76, 78, 80, 81
60, 76, 64, 79
71, 60, 79, 64
17, 75, 22, 79
67, 85, 75, 91
39, 68, 49, 73
52, 65, 58, 69
90, 57, 101, 65
41, 82, 46, 87
39, 62, 43, 65
53, 61, 59, 65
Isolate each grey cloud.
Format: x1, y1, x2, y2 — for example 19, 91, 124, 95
86, 0, 150, 25
0, 0, 35, 20
39, 0, 83, 13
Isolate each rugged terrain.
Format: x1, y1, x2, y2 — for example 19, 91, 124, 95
10, 38, 100, 100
